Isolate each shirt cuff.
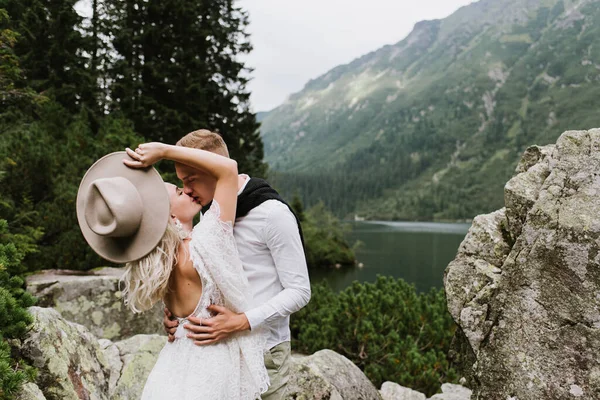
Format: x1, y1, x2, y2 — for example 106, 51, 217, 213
244, 308, 265, 331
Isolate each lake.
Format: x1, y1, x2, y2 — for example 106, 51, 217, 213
309, 220, 471, 292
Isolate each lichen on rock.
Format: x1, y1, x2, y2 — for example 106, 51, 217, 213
380, 381, 426, 400
18, 307, 111, 400
16, 307, 165, 400
26, 267, 164, 341
445, 129, 600, 399
101, 334, 166, 399
286, 349, 382, 399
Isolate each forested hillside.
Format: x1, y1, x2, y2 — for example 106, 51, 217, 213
261, 0, 600, 221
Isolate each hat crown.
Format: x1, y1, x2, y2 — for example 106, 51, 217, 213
76, 151, 169, 263
84, 177, 143, 237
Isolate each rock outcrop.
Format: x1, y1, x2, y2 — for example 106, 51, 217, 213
428, 384, 472, 400
380, 381, 426, 400
15, 383, 46, 400
16, 307, 436, 400
15, 307, 165, 400
287, 349, 382, 399
20, 252, 476, 398
379, 382, 471, 400
99, 335, 166, 399
445, 129, 600, 399
19, 306, 468, 399
26, 267, 164, 340
17, 307, 112, 399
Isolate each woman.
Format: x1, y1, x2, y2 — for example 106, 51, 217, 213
120, 143, 269, 400
120, 182, 201, 314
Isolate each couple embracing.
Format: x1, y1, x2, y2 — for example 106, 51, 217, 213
76, 130, 311, 399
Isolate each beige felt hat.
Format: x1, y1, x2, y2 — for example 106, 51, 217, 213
76, 151, 170, 263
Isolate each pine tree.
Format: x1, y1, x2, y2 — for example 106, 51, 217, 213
106, 0, 266, 176
0, 229, 38, 399
0, 205, 38, 398
2, 0, 98, 115
0, 9, 44, 122
0, 29, 39, 387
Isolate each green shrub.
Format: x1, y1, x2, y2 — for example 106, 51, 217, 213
291, 276, 457, 396
0, 139, 39, 398
0, 219, 38, 399
290, 197, 357, 269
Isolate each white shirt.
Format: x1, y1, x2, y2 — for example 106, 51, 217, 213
234, 176, 311, 350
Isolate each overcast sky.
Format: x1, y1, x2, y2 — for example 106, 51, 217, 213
75, 0, 477, 112
240, 0, 476, 112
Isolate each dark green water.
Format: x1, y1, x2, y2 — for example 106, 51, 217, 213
309, 220, 471, 292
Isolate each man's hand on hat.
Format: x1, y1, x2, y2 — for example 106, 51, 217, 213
124, 143, 167, 168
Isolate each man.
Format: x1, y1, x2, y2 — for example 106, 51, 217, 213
163, 129, 311, 399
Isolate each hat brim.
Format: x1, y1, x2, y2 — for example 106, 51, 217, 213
76, 151, 170, 263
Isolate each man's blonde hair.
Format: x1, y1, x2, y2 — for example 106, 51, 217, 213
176, 129, 229, 158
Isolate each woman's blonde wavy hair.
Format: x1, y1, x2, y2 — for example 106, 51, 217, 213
121, 222, 186, 313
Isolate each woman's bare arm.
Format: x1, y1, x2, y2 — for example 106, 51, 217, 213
123, 143, 238, 223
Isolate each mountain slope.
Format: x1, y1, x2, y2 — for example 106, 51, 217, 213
260, 0, 600, 220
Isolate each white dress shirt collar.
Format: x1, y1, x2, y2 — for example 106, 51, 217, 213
237, 174, 250, 196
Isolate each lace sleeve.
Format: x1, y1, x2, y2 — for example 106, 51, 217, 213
189, 200, 270, 398
191, 200, 250, 312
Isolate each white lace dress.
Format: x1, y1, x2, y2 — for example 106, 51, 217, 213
141, 201, 269, 400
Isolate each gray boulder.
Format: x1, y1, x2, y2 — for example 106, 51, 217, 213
378, 381, 471, 400
16, 307, 164, 400
18, 307, 392, 400
286, 349, 382, 399
428, 383, 471, 400
380, 381, 426, 400
26, 267, 164, 340
18, 307, 111, 400
100, 334, 166, 399
445, 129, 600, 399
15, 383, 47, 400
